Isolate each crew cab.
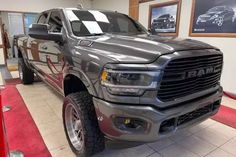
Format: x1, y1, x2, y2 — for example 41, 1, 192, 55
17, 8, 223, 157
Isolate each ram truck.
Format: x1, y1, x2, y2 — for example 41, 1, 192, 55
17, 8, 223, 157
151, 14, 175, 30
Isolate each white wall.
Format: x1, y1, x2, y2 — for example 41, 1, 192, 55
0, 0, 92, 13
91, 0, 129, 14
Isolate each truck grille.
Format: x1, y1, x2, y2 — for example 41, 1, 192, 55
157, 54, 223, 101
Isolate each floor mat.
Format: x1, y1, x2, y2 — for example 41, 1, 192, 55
1, 85, 51, 157
212, 105, 236, 129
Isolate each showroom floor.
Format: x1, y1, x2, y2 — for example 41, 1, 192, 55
1, 69, 236, 157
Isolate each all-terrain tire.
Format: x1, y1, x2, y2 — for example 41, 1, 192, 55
18, 58, 34, 85
63, 92, 105, 157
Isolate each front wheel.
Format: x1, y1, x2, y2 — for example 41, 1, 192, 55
63, 92, 105, 157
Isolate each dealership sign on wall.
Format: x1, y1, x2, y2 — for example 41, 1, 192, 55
190, 0, 236, 37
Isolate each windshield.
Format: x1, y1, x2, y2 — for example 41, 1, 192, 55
159, 14, 169, 19
208, 6, 225, 12
65, 9, 147, 36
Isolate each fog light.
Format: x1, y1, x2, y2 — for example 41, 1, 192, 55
113, 117, 148, 133
124, 118, 131, 125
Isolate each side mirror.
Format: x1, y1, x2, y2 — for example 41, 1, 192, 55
28, 24, 63, 43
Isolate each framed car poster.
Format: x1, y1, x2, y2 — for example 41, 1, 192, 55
149, 0, 182, 36
190, 0, 236, 37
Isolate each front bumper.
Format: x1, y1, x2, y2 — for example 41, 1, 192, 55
93, 87, 223, 142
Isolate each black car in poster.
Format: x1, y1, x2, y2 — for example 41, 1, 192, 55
151, 14, 175, 29
196, 6, 235, 27
191, 0, 236, 35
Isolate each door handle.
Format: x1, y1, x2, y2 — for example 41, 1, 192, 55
41, 45, 48, 50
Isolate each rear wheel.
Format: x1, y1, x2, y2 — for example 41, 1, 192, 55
63, 92, 105, 157
18, 58, 34, 84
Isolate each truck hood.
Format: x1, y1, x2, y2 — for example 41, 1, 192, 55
82, 34, 217, 63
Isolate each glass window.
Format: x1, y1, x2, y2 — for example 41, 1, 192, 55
37, 12, 48, 24
48, 11, 63, 33
24, 13, 38, 34
66, 9, 147, 36
117, 18, 133, 33
8, 13, 24, 37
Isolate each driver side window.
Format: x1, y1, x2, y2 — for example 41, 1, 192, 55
37, 12, 48, 24
48, 11, 63, 33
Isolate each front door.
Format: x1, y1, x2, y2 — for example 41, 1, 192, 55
27, 11, 49, 72
37, 10, 65, 91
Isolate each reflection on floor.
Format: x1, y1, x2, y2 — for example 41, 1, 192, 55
16, 82, 236, 157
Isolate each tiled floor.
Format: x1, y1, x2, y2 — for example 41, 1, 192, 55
0, 65, 12, 80
0, 72, 4, 86
15, 82, 236, 157
10, 71, 19, 79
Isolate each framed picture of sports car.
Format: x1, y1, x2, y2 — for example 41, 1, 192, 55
148, 0, 182, 36
190, 0, 236, 37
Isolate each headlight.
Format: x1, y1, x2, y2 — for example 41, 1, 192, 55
101, 69, 161, 96
210, 14, 219, 20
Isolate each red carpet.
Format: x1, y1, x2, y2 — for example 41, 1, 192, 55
1, 85, 51, 157
212, 105, 236, 129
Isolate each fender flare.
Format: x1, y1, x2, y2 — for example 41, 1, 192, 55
63, 67, 98, 97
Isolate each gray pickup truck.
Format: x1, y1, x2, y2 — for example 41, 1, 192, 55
17, 8, 223, 157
